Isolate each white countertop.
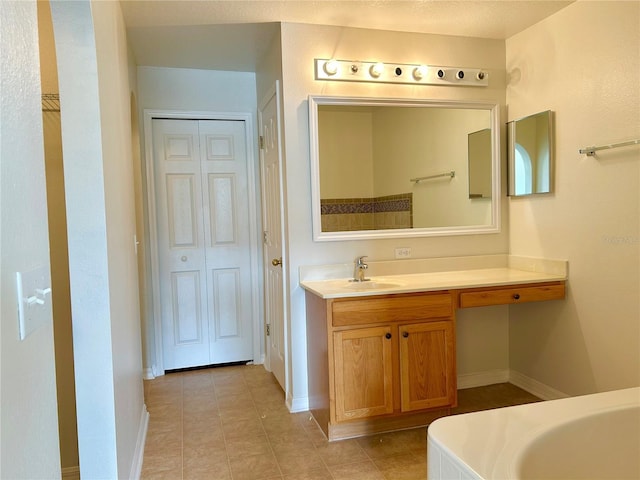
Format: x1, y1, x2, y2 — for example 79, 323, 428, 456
300, 267, 566, 299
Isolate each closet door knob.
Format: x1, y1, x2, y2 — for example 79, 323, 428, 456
272, 257, 282, 267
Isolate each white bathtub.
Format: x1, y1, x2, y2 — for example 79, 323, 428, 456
428, 387, 640, 479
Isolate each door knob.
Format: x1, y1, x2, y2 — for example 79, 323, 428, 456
272, 257, 282, 267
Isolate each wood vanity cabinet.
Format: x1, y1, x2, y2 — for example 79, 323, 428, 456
333, 325, 394, 421
456, 281, 565, 308
304, 279, 566, 440
306, 290, 456, 440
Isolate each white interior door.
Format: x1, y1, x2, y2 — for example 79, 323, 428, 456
153, 118, 254, 370
199, 120, 254, 364
259, 87, 286, 389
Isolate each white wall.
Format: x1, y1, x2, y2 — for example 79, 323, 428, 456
255, 26, 283, 108
51, 0, 145, 477
137, 66, 258, 115
1, 2, 62, 477
280, 23, 509, 408
506, 1, 640, 395
136, 66, 261, 374
92, 2, 147, 476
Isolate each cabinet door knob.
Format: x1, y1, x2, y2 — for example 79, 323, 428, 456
513, 293, 520, 300
402, 331, 409, 338
385, 333, 392, 339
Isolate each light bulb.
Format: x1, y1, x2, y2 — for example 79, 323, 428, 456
413, 66, 427, 80
369, 63, 384, 78
323, 60, 339, 76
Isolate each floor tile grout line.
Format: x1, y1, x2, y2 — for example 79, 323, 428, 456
248, 370, 286, 480
180, 375, 185, 480
214, 371, 238, 480
291, 411, 338, 480
217, 369, 286, 480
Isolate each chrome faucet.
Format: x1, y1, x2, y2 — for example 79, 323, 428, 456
352, 255, 369, 282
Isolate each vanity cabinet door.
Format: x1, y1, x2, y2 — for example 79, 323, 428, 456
399, 321, 455, 412
333, 326, 394, 422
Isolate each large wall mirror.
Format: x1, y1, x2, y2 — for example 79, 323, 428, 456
308, 95, 501, 241
508, 110, 554, 196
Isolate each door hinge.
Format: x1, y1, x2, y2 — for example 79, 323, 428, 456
263, 231, 268, 244
259, 135, 265, 150
266, 324, 271, 336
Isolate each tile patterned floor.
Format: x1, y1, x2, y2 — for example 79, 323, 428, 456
141, 365, 540, 480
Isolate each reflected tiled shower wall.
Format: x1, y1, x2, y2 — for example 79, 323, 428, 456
321, 193, 412, 232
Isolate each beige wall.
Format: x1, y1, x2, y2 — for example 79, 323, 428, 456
37, 0, 79, 471
319, 109, 375, 198
372, 107, 491, 227
506, 1, 640, 395
280, 23, 508, 406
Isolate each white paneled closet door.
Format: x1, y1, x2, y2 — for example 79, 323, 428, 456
153, 118, 254, 370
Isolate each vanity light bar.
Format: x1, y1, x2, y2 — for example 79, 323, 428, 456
315, 58, 489, 87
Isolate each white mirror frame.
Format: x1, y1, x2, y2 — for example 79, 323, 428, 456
309, 95, 501, 241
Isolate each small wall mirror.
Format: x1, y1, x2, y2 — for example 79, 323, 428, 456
308, 95, 501, 241
508, 110, 554, 196
468, 128, 492, 199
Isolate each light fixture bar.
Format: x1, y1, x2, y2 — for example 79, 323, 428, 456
315, 58, 489, 87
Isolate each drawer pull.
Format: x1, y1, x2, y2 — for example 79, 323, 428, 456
402, 331, 409, 338
385, 333, 392, 339
513, 293, 520, 300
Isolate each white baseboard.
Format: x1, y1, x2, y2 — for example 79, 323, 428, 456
143, 368, 155, 380
130, 404, 150, 480
456, 369, 570, 400
287, 393, 309, 413
509, 370, 569, 400
457, 369, 510, 389
61, 466, 80, 480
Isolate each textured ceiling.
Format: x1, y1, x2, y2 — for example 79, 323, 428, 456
122, 0, 574, 71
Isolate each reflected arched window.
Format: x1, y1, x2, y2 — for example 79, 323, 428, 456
538, 149, 549, 193
514, 143, 532, 195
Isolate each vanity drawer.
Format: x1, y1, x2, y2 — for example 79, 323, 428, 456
458, 282, 565, 308
332, 292, 453, 327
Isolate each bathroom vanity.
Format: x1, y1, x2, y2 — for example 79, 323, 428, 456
301, 256, 566, 441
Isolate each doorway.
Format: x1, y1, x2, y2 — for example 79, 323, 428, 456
258, 83, 287, 390
146, 111, 262, 373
